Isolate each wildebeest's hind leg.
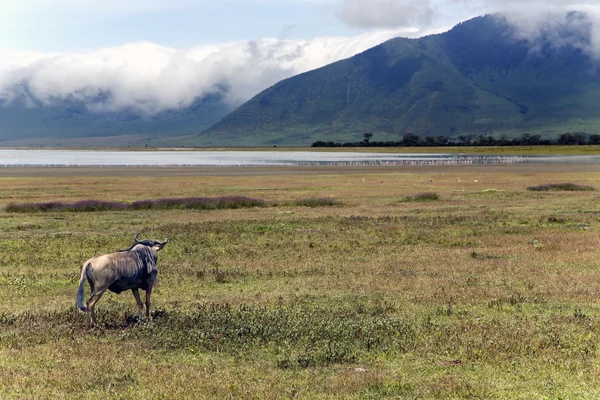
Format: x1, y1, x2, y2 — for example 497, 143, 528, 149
86, 288, 106, 325
132, 289, 143, 318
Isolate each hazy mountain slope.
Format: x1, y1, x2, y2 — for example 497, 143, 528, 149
202, 14, 600, 145
0, 92, 232, 146
442, 15, 600, 120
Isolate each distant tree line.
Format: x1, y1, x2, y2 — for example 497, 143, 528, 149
311, 132, 600, 148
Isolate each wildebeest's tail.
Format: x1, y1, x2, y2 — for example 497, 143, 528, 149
76, 263, 90, 312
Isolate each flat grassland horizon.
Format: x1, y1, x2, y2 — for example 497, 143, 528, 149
1, 162, 600, 399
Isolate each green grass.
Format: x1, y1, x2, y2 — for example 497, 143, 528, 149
1, 166, 600, 398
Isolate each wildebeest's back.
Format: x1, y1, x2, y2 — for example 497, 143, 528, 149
86, 248, 158, 294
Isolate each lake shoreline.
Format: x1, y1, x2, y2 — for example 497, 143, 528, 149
1, 145, 600, 155
1, 163, 598, 177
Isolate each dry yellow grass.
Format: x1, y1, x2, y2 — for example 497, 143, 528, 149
0, 163, 599, 398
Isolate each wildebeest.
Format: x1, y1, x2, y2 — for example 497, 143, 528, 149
76, 233, 168, 324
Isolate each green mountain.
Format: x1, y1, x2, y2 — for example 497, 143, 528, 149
202, 14, 600, 146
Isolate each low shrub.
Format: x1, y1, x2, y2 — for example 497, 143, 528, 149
4, 196, 343, 213
290, 198, 342, 207
527, 183, 595, 192
5, 196, 267, 213
5, 200, 126, 213
401, 192, 440, 202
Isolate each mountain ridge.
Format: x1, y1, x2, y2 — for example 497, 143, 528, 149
201, 14, 600, 146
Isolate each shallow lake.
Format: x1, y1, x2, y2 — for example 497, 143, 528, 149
0, 149, 598, 167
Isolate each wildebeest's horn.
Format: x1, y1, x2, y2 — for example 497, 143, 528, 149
133, 232, 141, 242
163, 238, 168, 244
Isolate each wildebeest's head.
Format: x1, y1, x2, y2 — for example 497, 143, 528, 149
122, 233, 168, 252
136, 238, 168, 251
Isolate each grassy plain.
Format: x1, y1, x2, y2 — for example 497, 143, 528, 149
1, 162, 600, 399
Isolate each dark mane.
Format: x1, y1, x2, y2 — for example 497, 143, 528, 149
119, 239, 158, 252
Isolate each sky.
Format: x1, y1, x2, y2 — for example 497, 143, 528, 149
0, 0, 465, 52
1, 0, 599, 114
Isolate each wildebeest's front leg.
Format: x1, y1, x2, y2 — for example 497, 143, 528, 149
132, 288, 144, 318
86, 288, 107, 325
145, 285, 153, 320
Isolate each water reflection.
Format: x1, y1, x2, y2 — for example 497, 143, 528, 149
0, 149, 598, 167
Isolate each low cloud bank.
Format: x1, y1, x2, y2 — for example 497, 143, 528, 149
0, 29, 435, 115
498, 6, 600, 57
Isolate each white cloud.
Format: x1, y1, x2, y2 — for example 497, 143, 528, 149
0, 28, 441, 114
483, 3, 600, 58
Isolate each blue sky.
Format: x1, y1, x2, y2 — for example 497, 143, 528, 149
0, 0, 468, 52
1, 1, 348, 51
1, 0, 596, 52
